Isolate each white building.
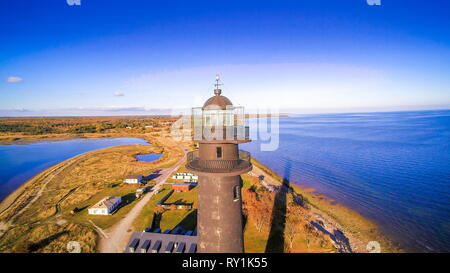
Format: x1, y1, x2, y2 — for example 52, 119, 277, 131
171, 173, 198, 182
88, 196, 122, 215
124, 175, 144, 184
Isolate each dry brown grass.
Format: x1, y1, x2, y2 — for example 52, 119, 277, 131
0, 133, 184, 253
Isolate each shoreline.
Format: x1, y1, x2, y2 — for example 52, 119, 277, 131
0, 133, 401, 252
249, 157, 402, 253
0, 133, 185, 253
0, 134, 163, 215
0, 132, 152, 146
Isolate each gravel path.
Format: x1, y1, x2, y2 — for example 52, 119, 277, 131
98, 145, 187, 253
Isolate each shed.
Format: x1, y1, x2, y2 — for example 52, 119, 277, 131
172, 183, 195, 192
128, 238, 139, 253
124, 175, 144, 184
140, 240, 151, 253
151, 240, 162, 253
175, 242, 186, 253
165, 241, 175, 253
187, 243, 197, 253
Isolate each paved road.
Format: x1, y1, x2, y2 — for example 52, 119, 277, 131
98, 145, 187, 253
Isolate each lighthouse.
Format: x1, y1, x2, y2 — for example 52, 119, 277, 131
186, 75, 252, 253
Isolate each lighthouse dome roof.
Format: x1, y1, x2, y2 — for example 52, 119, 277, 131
202, 89, 233, 110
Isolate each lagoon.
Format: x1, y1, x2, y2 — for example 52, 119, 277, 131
0, 137, 148, 202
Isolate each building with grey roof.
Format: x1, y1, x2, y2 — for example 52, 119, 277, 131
88, 196, 122, 215
124, 231, 197, 253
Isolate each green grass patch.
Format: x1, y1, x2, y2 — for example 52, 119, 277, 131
164, 186, 198, 204
159, 209, 197, 231
67, 184, 140, 229
132, 185, 172, 231
243, 218, 270, 253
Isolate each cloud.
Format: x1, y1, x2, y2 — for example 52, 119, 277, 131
113, 91, 124, 97
6, 76, 23, 83
0, 106, 182, 117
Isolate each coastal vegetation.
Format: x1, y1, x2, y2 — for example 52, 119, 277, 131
0, 116, 178, 143
0, 116, 400, 253
241, 174, 336, 253
247, 159, 401, 253
132, 181, 198, 233
0, 132, 184, 253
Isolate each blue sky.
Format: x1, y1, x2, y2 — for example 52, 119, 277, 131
0, 0, 449, 116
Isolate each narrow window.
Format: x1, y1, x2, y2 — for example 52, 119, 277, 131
216, 146, 222, 158
233, 185, 240, 201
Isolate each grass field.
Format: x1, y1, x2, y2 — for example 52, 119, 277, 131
165, 186, 198, 204
159, 209, 197, 231
133, 183, 198, 233
69, 184, 140, 229
132, 185, 173, 232
0, 133, 185, 253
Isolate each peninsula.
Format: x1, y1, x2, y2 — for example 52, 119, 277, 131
0, 116, 400, 253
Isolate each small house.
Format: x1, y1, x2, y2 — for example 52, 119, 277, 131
88, 196, 122, 215
124, 175, 144, 184
172, 183, 195, 192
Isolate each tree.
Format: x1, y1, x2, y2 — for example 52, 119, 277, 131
243, 190, 274, 233
284, 203, 307, 253
153, 206, 165, 215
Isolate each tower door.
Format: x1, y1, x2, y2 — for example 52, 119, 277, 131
216, 146, 222, 158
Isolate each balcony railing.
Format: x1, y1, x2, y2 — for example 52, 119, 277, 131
186, 150, 251, 173
192, 125, 250, 141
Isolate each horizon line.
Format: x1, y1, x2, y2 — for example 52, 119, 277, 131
1, 107, 449, 118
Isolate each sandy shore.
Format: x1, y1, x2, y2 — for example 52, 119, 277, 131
249, 158, 402, 253
0, 133, 400, 253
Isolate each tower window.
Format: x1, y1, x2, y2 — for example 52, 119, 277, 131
233, 185, 240, 201
216, 147, 222, 158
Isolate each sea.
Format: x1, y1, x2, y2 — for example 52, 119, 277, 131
242, 110, 450, 253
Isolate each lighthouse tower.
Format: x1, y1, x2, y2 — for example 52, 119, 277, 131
187, 75, 252, 253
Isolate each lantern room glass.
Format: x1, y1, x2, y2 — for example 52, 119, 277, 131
192, 106, 246, 141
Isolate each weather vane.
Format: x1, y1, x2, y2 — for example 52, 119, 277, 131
214, 74, 223, 90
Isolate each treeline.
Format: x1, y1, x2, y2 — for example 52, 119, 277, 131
0, 116, 178, 135
0, 124, 55, 135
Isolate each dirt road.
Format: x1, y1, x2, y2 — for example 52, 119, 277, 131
98, 145, 187, 253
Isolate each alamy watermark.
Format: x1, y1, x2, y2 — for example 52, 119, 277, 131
67, 0, 81, 6
170, 107, 280, 152
366, 241, 381, 253
366, 0, 381, 6
66, 241, 81, 253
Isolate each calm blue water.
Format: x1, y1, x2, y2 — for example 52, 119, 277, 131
0, 138, 148, 202
136, 153, 162, 162
242, 110, 450, 253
